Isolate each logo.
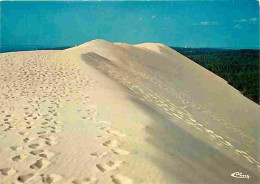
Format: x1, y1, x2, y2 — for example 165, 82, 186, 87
231, 172, 250, 179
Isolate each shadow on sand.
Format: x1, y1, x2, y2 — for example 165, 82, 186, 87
130, 97, 259, 184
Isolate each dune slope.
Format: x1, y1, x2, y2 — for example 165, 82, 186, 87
0, 39, 259, 184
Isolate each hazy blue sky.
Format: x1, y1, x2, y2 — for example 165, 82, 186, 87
1, 0, 259, 49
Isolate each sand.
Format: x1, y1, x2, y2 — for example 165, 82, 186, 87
0, 39, 259, 184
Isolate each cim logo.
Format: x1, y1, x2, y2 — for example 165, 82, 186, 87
231, 172, 250, 179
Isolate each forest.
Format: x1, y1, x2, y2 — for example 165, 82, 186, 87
173, 48, 259, 104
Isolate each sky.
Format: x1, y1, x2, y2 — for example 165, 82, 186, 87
1, 0, 259, 49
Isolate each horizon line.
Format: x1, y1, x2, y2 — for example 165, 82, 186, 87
1, 44, 260, 50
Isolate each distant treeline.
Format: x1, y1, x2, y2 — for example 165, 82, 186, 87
172, 47, 259, 104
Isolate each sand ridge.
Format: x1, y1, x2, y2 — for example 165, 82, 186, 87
82, 50, 260, 170
0, 40, 259, 184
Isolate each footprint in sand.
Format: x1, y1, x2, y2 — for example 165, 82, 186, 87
41, 125, 51, 129
54, 121, 63, 125
26, 125, 34, 130
53, 112, 60, 117
111, 175, 133, 184
72, 177, 97, 184
4, 127, 12, 132
106, 130, 126, 137
112, 148, 130, 155
37, 131, 48, 135
0, 168, 16, 176
41, 174, 63, 183
9, 145, 23, 151
12, 154, 27, 162
17, 173, 35, 183
42, 122, 49, 125
103, 140, 118, 148
45, 136, 58, 141
30, 159, 50, 170
29, 143, 41, 149
18, 132, 29, 136
38, 134, 55, 139
30, 149, 44, 156
51, 126, 62, 130
99, 125, 108, 130
45, 118, 54, 122
96, 161, 123, 172
23, 137, 35, 143
50, 129, 61, 133
45, 140, 58, 146
90, 152, 108, 158
38, 151, 55, 159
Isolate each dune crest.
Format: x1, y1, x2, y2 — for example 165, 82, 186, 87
0, 39, 259, 184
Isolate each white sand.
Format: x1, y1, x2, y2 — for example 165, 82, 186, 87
0, 39, 259, 184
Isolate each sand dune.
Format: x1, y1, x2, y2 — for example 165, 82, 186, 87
0, 39, 259, 184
